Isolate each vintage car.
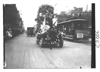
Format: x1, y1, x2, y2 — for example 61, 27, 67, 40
27, 27, 35, 36
36, 26, 63, 48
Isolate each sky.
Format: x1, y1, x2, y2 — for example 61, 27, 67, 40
3, 0, 92, 30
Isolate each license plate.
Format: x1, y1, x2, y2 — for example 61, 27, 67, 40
77, 33, 83, 38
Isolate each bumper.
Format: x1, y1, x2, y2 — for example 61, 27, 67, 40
27, 33, 35, 35
43, 38, 59, 45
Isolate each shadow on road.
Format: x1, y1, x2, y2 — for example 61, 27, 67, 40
39, 45, 63, 49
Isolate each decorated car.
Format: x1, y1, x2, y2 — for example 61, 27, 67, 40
36, 25, 63, 47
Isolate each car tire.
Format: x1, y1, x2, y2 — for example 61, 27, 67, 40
27, 34, 29, 37
36, 39, 39, 44
59, 38, 63, 48
39, 37, 44, 47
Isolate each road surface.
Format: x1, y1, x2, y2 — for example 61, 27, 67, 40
4, 33, 91, 69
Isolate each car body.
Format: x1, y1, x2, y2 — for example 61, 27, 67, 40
27, 27, 35, 36
36, 27, 63, 47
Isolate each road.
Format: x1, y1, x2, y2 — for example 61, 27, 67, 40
4, 33, 91, 69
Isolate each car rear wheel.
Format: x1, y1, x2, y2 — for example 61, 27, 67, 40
39, 37, 44, 47
59, 38, 63, 48
36, 39, 39, 44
